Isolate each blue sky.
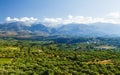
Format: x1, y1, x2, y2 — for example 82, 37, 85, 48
0, 0, 120, 24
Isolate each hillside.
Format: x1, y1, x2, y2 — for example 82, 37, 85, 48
0, 22, 120, 37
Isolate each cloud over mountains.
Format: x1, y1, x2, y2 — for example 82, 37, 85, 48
6, 17, 38, 24
5, 12, 120, 27
43, 12, 120, 26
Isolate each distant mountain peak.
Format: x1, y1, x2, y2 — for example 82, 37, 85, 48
0, 22, 120, 37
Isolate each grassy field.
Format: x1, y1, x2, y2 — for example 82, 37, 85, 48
0, 58, 12, 64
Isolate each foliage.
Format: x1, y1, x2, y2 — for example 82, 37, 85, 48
0, 38, 120, 75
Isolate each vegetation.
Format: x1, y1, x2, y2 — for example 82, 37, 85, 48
0, 37, 120, 75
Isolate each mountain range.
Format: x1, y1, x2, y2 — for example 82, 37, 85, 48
0, 22, 120, 37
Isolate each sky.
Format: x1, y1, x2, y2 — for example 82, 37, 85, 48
1, 0, 120, 26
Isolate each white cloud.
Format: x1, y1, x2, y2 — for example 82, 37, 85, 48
43, 12, 120, 26
43, 16, 102, 26
43, 18, 63, 27
5, 12, 120, 27
107, 12, 120, 18
6, 17, 38, 24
